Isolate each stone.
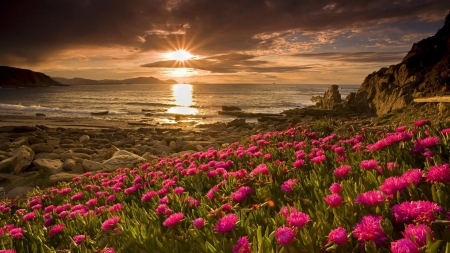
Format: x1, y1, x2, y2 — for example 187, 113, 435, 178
11, 145, 35, 174
32, 159, 63, 174
321, 85, 342, 110
82, 159, 105, 171
72, 148, 95, 155
62, 159, 84, 173
150, 143, 173, 155
142, 152, 158, 161
0, 173, 24, 181
46, 138, 60, 147
34, 153, 60, 160
102, 150, 146, 171
439, 102, 450, 116
227, 118, 246, 128
4, 187, 34, 198
49, 173, 78, 184
181, 143, 197, 151
79, 135, 90, 144
0, 126, 37, 133
195, 145, 204, 151
222, 106, 241, 111
31, 143, 54, 153
36, 113, 46, 117
60, 144, 79, 148
169, 141, 177, 151
0, 157, 14, 172
60, 139, 75, 145
28, 136, 45, 145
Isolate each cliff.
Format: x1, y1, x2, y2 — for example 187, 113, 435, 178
0, 66, 61, 88
351, 11, 450, 116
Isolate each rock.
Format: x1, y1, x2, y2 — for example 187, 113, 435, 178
150, 143, 173, 155
48, 173, 78, 184
320, 85, 342, 110
181, 143, 197, 151
82, 159, 105, 171
142, 152, 158, 161
195, 145, 204, 151
11, 145, 35, 174
169, 141, 177, 151
60, 153, 92, 160
62, 159, 84, 173
0, 173, 24, 181
72, 148, 95, 155
60, 139, 75, 145
0, 126, 37, 133
34, 153, 60, 160
439, 102, 450, 116
60, 144, 79, 148
32, 159, 62, 174
0, 157, 14, 172
79, 135, 90, 144
28, 136, 44, 145
4, 187, 34, 198
12, 138, 29, 147
30, 143, 54, 153
102, 150, 146, 171
104, 145, 120, 159
36, 113, 46, 117
46, 138, 60, 147
227, 118, 246, 128
222, 106, 241, 111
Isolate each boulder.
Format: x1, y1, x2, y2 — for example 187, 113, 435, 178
79, 135, 90, 144
222, 106, 241, 111
11, 145, 35, 174
72, 148, 95, 155
28, 136, 45, 145
169, 141, 177, 151
150, 143, 173, 155
439, 102, 450, 116
46, 138, 60, 147
30, 143, 54, 153
102, 150, 146, 171
62, 159, 84, 173
4, 187, 34, 198
321, 85, 342, 110
34, 153, 60, 160
0, 157, 14, 172
227, 118, 246, 128
49, 173, 78, 184
82, 159, 105, 171
142, 152, 159, 161
181, 143, 197, 151
32, 159, 62, 174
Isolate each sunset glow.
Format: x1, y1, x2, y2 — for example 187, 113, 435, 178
166, 50, 194, 62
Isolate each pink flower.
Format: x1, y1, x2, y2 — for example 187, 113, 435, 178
402, 224, 432, 247
174, 187, 184, 194
380, 176, 408, 196
73, 235, 86, 245
49, 224, 65, 237
415, 136, 440, 148
278, 206, 297, 218
355, 190, 385, 206
231, 187, 253, 202
163, 213, 184, 227
108, 203, 123, 213
22, 212, 36, 222
249, 164, 269, 177
71, 193, 84, 201
86, 198, 98, 207
310, 155, 326, 164
391, 238, 419, 253
329, 183, 342, 194
44, 218, 53, 227
360, 159, 379, 170
101, 216, 120, 230
106, 195, 116, 203
214, 213, 238, 233
275, 226, 296, 245
425, 164, 450, 183
334, 165, 350, 178
9, 228, 23, 239
293, 159, 305, 168
414, 119, 430, 127
193, 218, 204, 229
401, 169, 423, 185
353, 215, 387, 245
441, 128, 450, 134
232, 236, 252, 253
0, 250, 16, 253
328, 227, 348, 245
141, 191, 157, 201
324, 194, 342, 207
280, 179, 298, 193
287, 211, 311, 228
155, 204, 167, 215
391, 201, 442, 223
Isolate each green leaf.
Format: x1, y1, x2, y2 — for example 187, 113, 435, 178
427, 240, 442, 253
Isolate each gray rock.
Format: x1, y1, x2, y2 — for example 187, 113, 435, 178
32, 159, 62, 175
82, 159, 105, 171
102, 150, 146, 171
12, 145, 35, 174
31, 143, 54, 153
62, 159, 84, 173
5, 187, 34, 198
79, 135, 90, 144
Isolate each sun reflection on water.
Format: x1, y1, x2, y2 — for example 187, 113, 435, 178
167, 84, 198, 115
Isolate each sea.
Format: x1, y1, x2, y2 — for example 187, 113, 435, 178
0, 84, 360, 126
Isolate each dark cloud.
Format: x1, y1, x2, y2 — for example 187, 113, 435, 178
141, 53, 309, 73
293, 52, 408, 63
0, 0, 449, 65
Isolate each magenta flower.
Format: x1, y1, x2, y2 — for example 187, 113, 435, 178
441, 128, 450, 134
287, 211, 311, 228
155, 204, 167, 215
324, 194, 342, 207
334, 165, 350, 178
249, 164, 269, 177
214, 213, 238, 233
85, 198, 98, 207
328, 227, 348, 245
329, 183, 342, 194
310, 155, 326, 164
401, 169, 423, 185
9, 228, 23, 239
391, 238, 419, 253
106, 195, 116, 203
280, 179, 298, 193
402, 224, 432, 247
44, 218, 53, 227
73, 235, 86, 245
353, 215, 387, 245
278, 206, 297, 218
101, 216, 120, 230
293, 159, 305, 168
232, 236, 252, 253
163, 213, 184, 227
415, 136, 440, 148
0, 250, 16, 253
425, 164, 450, 183
391, 201, 442, 223
22, 212, 36, 222
275, 226, 296, 245
355, 190, 385, 206
193, 218, 205, 229
380, 176, 408, 196
231, 186, 253, 202
141, 191, 157, 202
360, 159, 379, 170
71, 193, 84, 201
173, 187, 184, 194
49, 224, 65, 237
414, 119, 430, 127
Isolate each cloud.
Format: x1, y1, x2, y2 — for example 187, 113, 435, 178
141, 53, 309, 73
292, 51, 408, 63
0, 0, 449, 66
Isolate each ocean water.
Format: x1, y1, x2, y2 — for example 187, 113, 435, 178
0, 84, 360, 125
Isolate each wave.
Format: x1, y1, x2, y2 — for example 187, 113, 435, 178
0, 103, 127, 115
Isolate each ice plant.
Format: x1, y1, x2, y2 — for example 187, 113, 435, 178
334, 165, 350, 178
402, 224, 432, 247
163, 213, 184, 227
193, 218, 205, 229
73, 235, 86, 245
275, 226, 296, 245
391, 201, 442, 223
49, 224, 65, 237
360, 159, 379, 170
214, 213, 238, 233
22, 212, 36, 222
287, 211, 311, 228
232, 236, 252, 253
280, 179, 298, 193
101, 216, 120, 230
329, 183, 342, 194
425, 163, 450, 183
324, 194, 342, 207
328, 227, 348, 245
390, 238, 419, 253
353, 215, 387, 246
355, 190, 385, 206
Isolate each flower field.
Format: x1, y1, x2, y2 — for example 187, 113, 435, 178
2, 120, 450, 252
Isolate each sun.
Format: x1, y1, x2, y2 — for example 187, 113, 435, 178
166, 50, 193, 61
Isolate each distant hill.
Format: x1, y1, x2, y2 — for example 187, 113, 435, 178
54, 76, 178, 85
0, 66, 62, 88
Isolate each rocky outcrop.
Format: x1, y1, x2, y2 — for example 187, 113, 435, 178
351, 11, 450, 116
0, 66, 62, 88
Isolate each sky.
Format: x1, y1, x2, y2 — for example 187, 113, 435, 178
0, 0, 449, 84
